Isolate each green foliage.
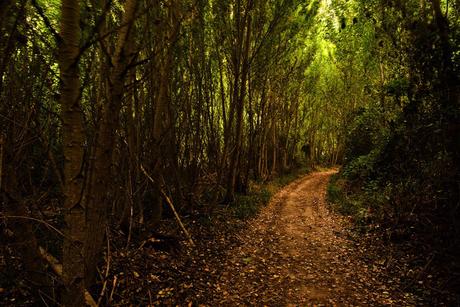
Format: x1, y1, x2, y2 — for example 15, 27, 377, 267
384, 78, 410, 99
328, 172, 392, 228
328, 0, 460, 267
344, 105, 388, 160
232, 188, 272, 219
326, 175, 345, 208
327, 175, 367, 221
342, 150, 378, 181
274, 166, 310, 186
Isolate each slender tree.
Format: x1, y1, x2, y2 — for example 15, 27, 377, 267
59, 0, 86, 304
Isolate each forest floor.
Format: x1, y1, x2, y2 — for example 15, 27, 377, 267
107, 170, 437, 306
4, 170, 453, 306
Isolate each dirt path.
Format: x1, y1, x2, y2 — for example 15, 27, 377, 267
212, 170, 413, 306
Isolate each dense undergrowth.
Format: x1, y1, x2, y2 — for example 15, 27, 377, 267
327, 100, 460, 303
326, 0, 460, 303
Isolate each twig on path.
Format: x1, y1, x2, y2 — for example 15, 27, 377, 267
2, 215, 66, 239
97, 227, 111, 306
148, 289, 153, 306
140, 164, 195, 247
108, 275, 118, 305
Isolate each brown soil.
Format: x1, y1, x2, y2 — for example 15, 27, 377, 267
212, 170, 414, 306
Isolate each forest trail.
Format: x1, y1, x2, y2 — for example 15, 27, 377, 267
213, 170, 411, 306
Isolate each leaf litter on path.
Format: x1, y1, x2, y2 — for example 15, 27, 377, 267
212, 170, 417, 306
104, 170, 444, 306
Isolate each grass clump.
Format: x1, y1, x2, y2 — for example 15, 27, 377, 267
233, 167, 310, 219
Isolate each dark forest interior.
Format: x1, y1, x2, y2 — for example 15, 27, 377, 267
0, 0, 459, 305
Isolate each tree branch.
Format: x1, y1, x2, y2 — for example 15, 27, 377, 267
30, 0, 62, 44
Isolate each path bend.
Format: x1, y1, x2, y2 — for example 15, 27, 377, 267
214, 170, 412, 306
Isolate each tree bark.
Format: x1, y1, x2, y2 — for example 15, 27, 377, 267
84, 0, 138, 286
59, 0, 86, 305
225, 0, 253, 201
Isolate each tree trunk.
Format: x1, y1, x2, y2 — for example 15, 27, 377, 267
84, 0, 138, 286
225, 0, 252, 201
150, 1, 181, 223
59, 0, 86, 305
